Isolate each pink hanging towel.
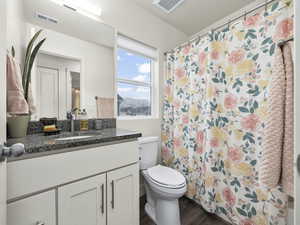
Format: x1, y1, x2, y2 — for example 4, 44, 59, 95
6, 54, 29, 115
95, 97, 114, 118
260, 41, 294, 197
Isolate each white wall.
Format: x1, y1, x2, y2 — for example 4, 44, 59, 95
98, 0, 187, 137
6, 0, 26, 63
28, 23, 115, 119
37, 54, 81, 73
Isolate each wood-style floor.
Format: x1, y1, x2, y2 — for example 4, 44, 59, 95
140, 196, 230, 225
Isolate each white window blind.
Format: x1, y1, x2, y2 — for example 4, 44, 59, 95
117, 34, 158, 60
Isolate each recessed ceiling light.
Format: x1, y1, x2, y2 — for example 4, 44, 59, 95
49, 0, 102, 22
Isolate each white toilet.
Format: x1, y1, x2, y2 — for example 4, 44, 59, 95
138, 137, 187, 225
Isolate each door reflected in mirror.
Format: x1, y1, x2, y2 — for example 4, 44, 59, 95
33, 53, 81, 120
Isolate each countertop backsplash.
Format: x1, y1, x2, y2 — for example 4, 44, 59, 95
24, 118, 116, 136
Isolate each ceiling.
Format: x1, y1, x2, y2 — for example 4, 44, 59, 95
133, 0, 254, 36
24, 0, 115, 47
27, 0, 259, 41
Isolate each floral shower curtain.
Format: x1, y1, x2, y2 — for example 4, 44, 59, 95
162, 1, 293, 225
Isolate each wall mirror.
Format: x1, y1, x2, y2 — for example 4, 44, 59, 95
7, 0, 116, 120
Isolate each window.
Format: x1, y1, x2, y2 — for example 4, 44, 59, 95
116, 35, 157, 118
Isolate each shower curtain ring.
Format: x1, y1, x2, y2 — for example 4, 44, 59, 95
197, 35, 201, 42
244, 11, 247, 21
265, 0, 268, 13
227, 19, 231, 30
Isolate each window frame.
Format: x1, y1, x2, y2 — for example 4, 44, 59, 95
115, 47, 155, 120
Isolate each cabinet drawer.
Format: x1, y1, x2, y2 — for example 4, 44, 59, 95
8, 190, 56, 225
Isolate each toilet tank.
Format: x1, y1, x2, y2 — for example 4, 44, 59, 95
138, 136, 159, 170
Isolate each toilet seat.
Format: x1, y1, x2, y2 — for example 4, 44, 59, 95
147, 165, 186, 189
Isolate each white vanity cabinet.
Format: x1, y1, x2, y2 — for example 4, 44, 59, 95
58, 164, 139, 225
7, 141, 140, 225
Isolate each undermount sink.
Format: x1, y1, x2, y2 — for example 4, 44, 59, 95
55, 136, 93, 141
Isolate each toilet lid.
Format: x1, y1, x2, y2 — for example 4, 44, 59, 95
147, 165, 186, 188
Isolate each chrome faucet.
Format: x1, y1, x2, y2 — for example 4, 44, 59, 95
67, 108, 78, 133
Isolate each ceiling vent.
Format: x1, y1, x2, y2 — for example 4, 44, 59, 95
36, 12, 58, 24
152, 0, 185, 13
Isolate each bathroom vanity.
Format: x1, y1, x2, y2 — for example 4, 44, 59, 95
6, 128, 141, 225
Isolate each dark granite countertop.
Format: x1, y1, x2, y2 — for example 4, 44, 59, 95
7, 128, 142, 162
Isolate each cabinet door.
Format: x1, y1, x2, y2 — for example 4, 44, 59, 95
58, 174, 106, 225
7, 190, 56, 225
107, 164, 139, 225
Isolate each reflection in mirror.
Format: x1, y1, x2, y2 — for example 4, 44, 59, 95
6, 0, 115, 122
71, 72, 80, 111
33, 53, 81, 120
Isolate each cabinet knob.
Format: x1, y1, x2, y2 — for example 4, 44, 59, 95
0, 143, 25, 162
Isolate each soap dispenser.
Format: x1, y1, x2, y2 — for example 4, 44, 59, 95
80, 109, 89, 131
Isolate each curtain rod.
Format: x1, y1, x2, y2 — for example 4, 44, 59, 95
164, 0, 279, 55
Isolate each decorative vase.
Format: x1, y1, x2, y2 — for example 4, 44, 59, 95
7, 114, 30, 138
